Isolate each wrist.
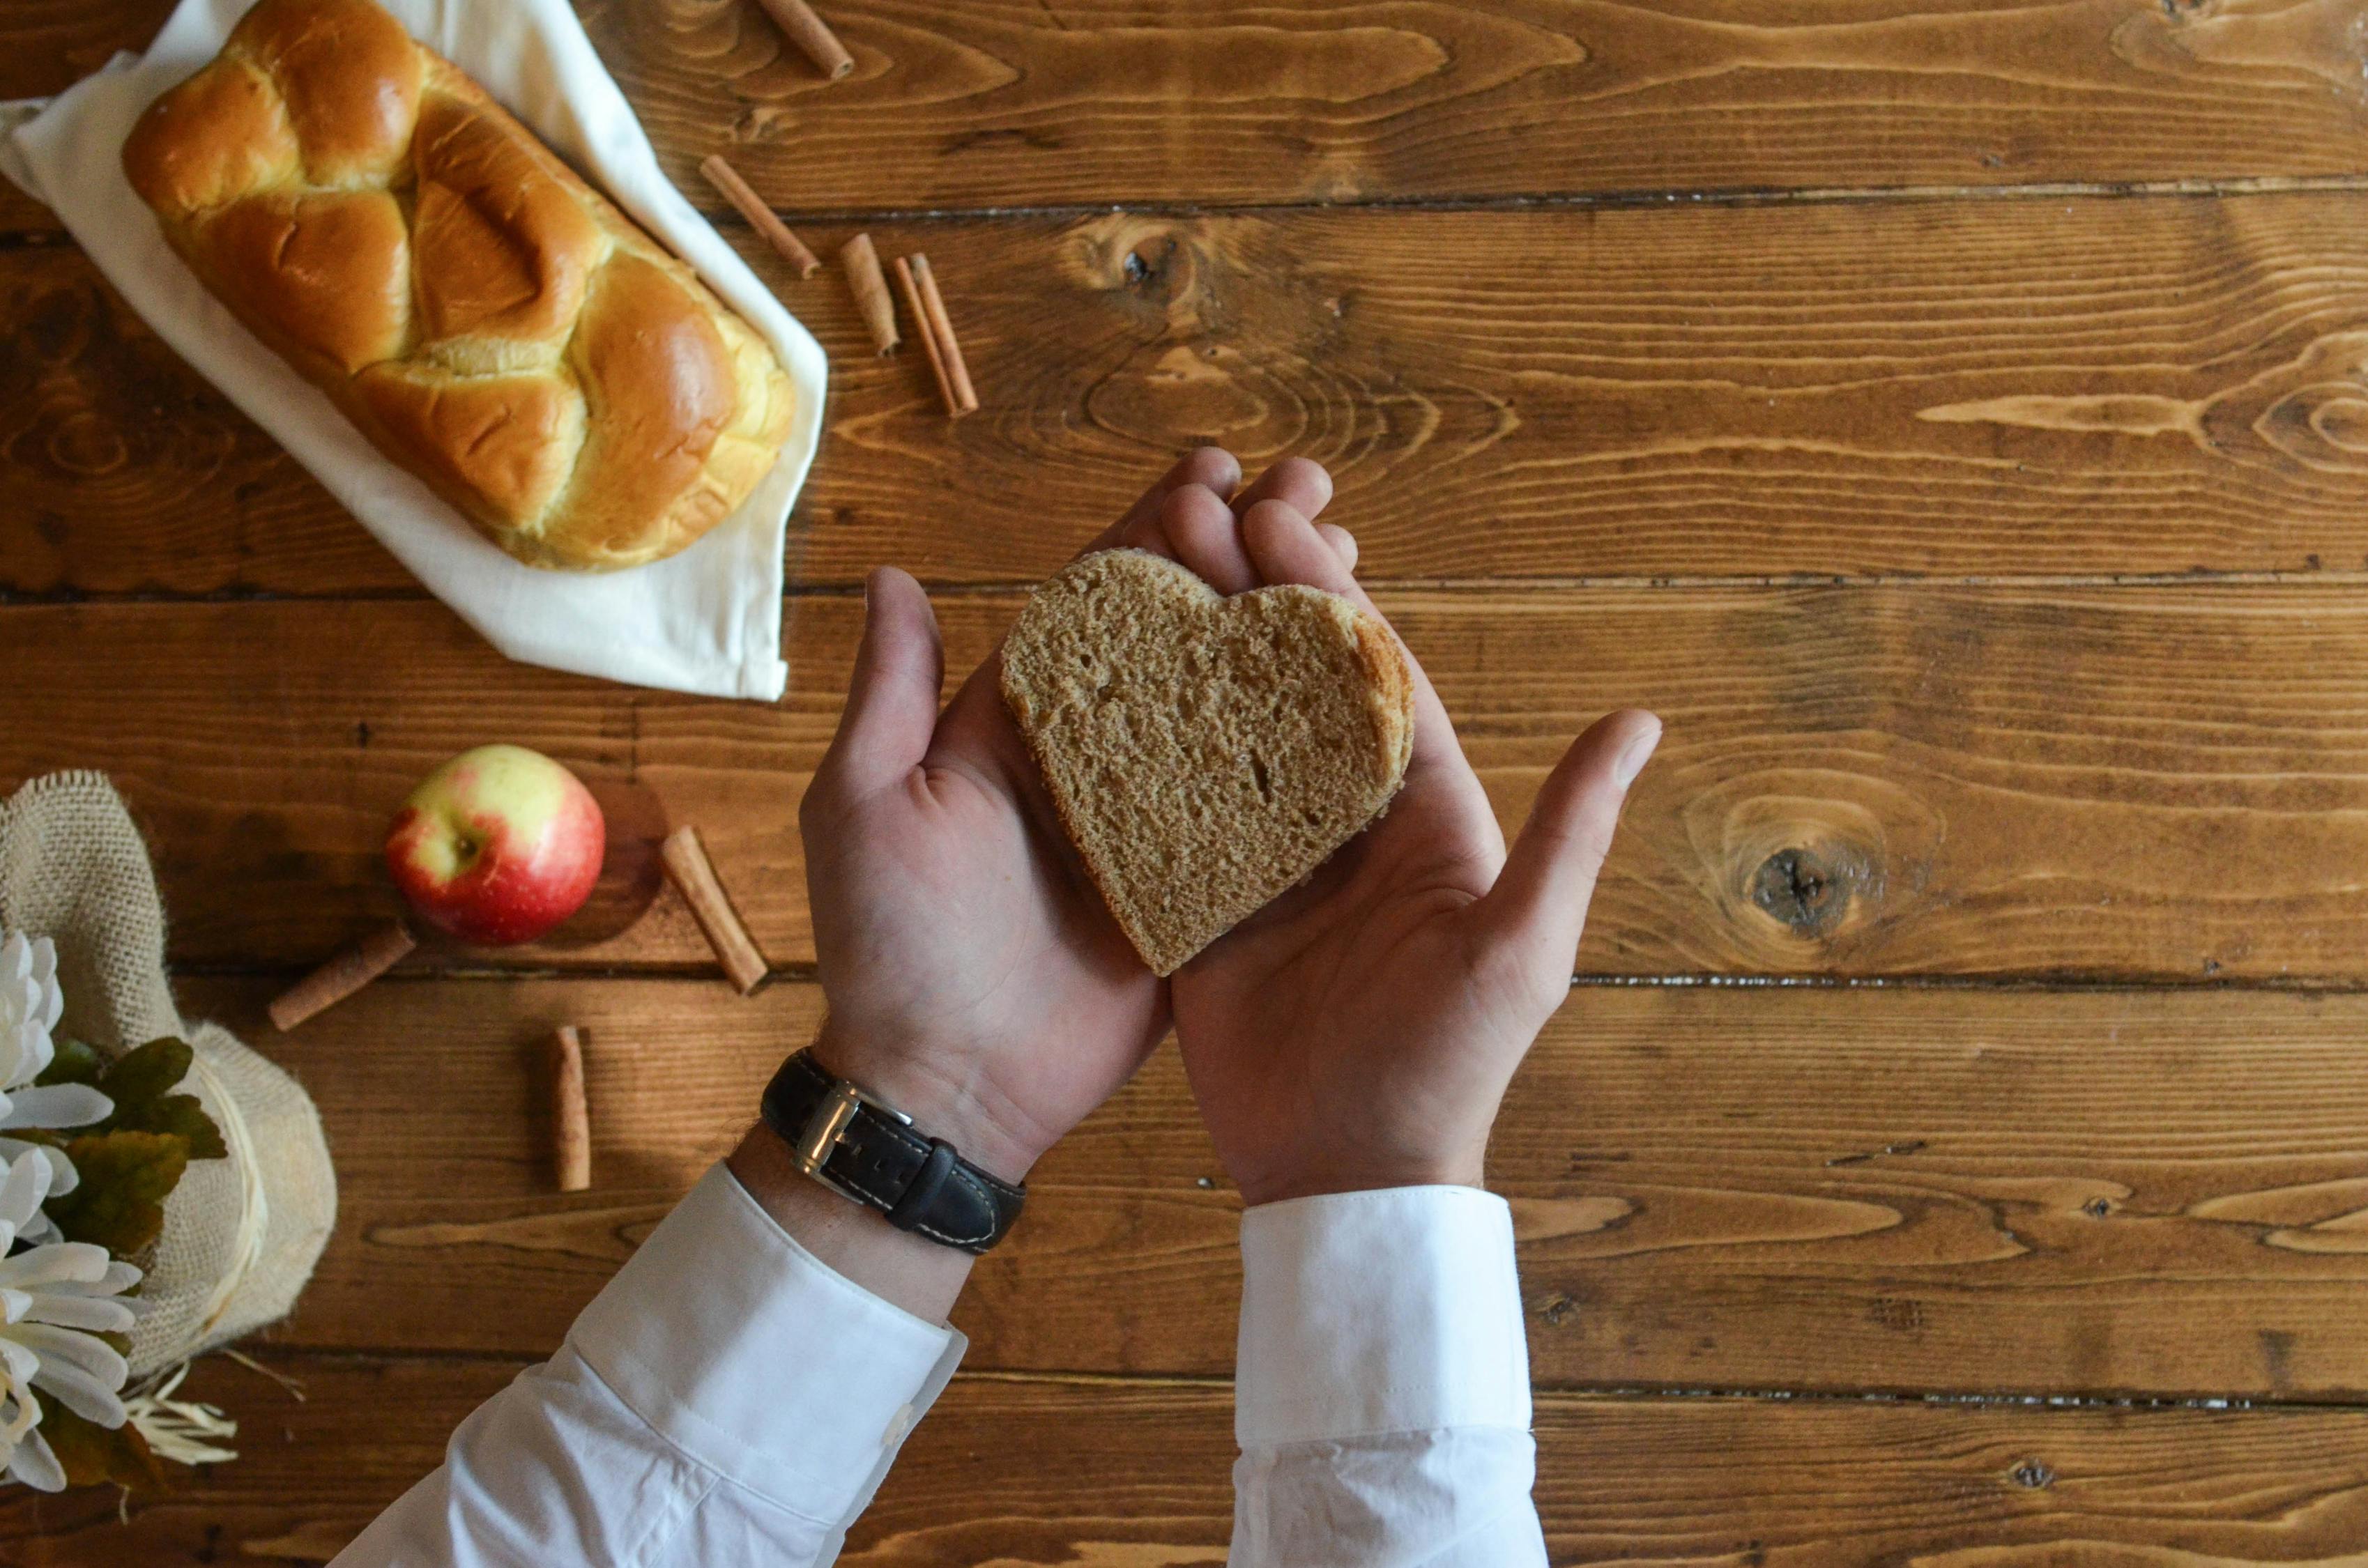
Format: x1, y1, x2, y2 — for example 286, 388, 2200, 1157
805, 1017, 1046, 1185
1233, 1149, 1488, 1210
726, 1125, 974, 1322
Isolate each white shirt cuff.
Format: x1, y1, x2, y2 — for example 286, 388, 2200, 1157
1235, 1185, 1531, 1448
567, 1163, 965, 1526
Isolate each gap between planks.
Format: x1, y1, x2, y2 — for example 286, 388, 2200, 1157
174, 962, 2368, 996
15, 569, 2368, 609
8, 172, 2368, 248
224, 1351, 2367, 1415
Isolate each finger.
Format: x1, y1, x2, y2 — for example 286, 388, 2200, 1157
1115, 481, 1239, 566
1317, 522, 1358, 574
818, 567, 946, 798
1232, 456, 1334, 525
1085, 448, 1242, 558
1159, 482, 1262, 594
1122, 485, 1351, 592
1469, 709, 1661, 979
1240, 498, 1460, 773
1115, 505, 1182, 562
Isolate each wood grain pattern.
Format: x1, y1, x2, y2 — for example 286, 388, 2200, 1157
169, 976, 2368, 1399
8, 0, 2362, 1546
18, 0, 2368, 225
14, 0, 2368, 227
15, 192, 2368, 594
609, 0, 2368, 205
17, 583, 2368, 983
6, 1354, 2365, 1565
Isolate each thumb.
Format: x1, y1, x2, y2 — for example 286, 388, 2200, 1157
819, 567, 945, 798
1469, 709, 1660, 982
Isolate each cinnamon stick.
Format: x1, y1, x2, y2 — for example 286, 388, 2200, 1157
839, 233, 899, 355
752, 0, 854, 79
908, 254, 979, 415
699, 155, 820, 277
892, 255, 960, 415
659, 825, 770, 994
269, 919, 415, 1031
549, 1026, 591, 1192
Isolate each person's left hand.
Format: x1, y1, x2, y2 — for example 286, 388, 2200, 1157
1117, 463, 1660, 1207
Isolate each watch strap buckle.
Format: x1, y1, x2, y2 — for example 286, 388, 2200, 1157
761, 1048, 1024, 1254
787, 1080, 864, 1179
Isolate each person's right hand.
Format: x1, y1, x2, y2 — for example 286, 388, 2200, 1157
1131, 472, 1662, 1206
788, 449, 1251, 1187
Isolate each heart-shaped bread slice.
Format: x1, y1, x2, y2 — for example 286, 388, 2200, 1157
1002, 549, 1415, 975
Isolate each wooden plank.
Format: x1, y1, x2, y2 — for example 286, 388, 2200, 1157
16, 581, 2368, 983
0, 0, 167, 236
607, 0, 2368, 203
184, 975, 2368, 1399
8, 1355, 2366, 1565
14, 191, 2368, 594
14, 0, 2368, 223
0, 0, 170, 103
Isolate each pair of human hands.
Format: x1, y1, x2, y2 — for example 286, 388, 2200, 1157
795, 450, 1660, 1210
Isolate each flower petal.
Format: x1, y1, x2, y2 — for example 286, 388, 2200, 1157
12, 1321, 127, 1385
27, 1352, 125, 1428
0, 1139, 86, 1197
0, 1243, 112, 1291
0, 1339, 38, 1388
0, 1152, 52, 1233
0, 1084, 112, 1130
26, 941, 59, 1034
6, 1427, 64, 1492
20, 1294, 135, 1334
35, 1260, 142, 1299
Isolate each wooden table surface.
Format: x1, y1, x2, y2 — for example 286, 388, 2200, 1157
8, 0, 2368, 1560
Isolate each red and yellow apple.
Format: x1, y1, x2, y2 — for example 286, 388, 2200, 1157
385, 744, 604, 946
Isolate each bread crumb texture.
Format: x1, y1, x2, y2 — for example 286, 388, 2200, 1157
1002, 550, 1414, 974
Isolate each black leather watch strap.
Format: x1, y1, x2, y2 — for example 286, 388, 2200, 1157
759, 1050, 1025, 1254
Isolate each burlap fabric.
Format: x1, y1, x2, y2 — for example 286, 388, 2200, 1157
0, 771, 335, 1378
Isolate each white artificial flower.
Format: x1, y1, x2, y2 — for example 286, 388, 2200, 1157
0, 933, 114, 1242
0, 1152, 142, 1491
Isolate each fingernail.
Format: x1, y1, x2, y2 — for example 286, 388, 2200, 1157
1612, 722, 1661, 790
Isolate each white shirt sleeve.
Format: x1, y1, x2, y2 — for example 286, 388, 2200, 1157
329, 1163, 965, 1568
1229, 1186, 1548, 1568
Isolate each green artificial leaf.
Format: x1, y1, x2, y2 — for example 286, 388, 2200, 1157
36, 1038, 227, 1162
103, 1040, 226, 1160
105, 1092, 227, 1163
95, 1039, 193, 1109
35, 1392, 166, 1491
43, 1132, 188, 1256
34, 1038, 103, 1089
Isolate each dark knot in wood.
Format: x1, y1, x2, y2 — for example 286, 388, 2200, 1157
1752, 845, 1854, 937
2010, 1458, 2056, 1489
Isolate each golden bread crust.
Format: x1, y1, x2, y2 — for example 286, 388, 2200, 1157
121, 0, 794, 571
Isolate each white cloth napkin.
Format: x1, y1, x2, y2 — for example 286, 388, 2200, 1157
0, 0, 825, 701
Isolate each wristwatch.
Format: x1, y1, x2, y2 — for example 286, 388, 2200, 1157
759, 1049, 1026, 1254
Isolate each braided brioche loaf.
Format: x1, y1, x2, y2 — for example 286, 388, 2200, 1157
121, 0, 795, 571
